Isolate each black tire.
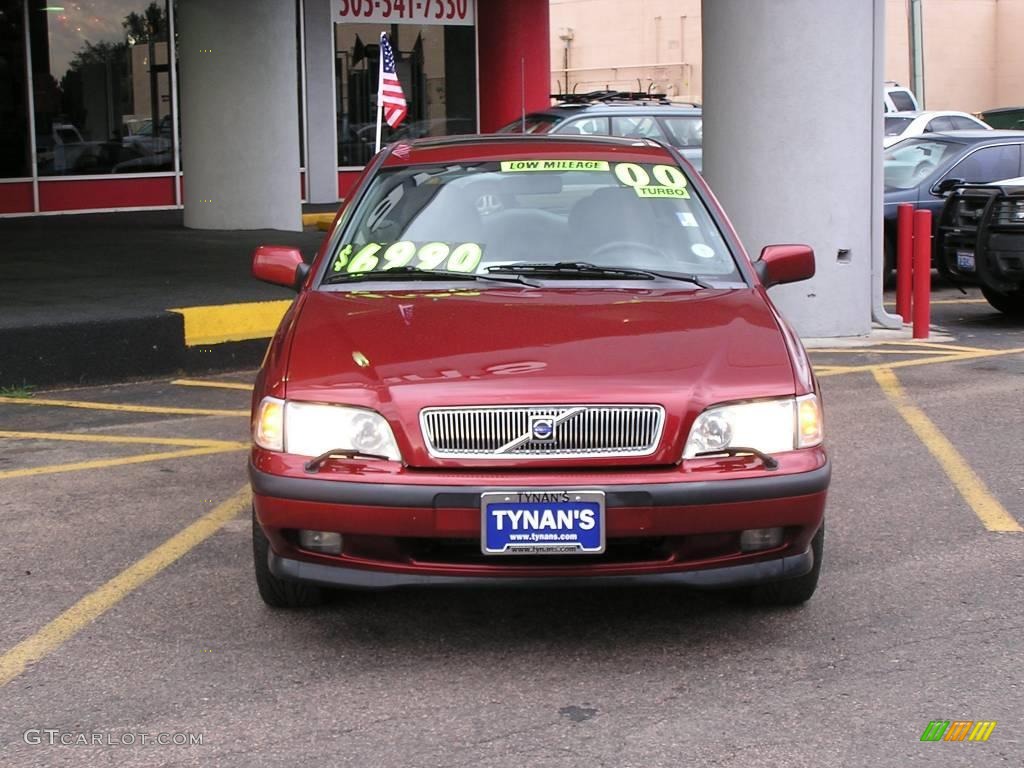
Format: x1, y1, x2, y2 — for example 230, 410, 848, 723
252, 509, 324, 609
980, 285, 1024, 316
744, 522, 824, 607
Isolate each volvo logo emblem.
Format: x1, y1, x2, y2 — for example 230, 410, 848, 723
530, 416, 555, 441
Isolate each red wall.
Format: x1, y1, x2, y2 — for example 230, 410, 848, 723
38, 177, 176, 212
0, 182, 33, 214
477, 0, 552, 132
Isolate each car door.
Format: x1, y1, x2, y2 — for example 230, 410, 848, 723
919, 143, 1023, 220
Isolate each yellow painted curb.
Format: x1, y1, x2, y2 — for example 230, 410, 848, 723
169, 299, 292, 347
301, 212, 336, 230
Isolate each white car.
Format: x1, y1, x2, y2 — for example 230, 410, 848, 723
884, 111, 991, 148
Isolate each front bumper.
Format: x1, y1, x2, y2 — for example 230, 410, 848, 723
250, 458, 830, 587
268, 543, 815, 590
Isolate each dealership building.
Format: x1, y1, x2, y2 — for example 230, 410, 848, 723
0, 0, 550, 227
0, 0, 896, 338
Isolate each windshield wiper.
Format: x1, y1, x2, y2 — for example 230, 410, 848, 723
304, 448, 393, 473
693, 446, 779, 471
327, 266, 530, 285
486, 261, 711, 288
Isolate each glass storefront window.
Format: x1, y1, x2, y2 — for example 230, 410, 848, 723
0, 1, 31, 178
335, 23, 476, 167
29, 0, 174, 176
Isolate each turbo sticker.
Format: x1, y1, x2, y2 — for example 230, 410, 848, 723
500, 160, 610, 172
635, 186, 690, 199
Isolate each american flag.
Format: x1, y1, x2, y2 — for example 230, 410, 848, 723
379, 33, 407, 129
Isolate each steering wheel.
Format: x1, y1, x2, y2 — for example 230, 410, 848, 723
587, 240, 668, 269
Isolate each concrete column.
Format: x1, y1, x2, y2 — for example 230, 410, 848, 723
178, 0, 302, 231
702, 0, 882, 337
303, 0, 339, 203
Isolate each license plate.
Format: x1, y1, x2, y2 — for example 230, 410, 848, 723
480, 490, 605, 555
957, 250, 976, 272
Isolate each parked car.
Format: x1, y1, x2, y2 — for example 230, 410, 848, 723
978, 106, 1024, 130
248, 133, 829, 610
883, 82, 920, 113
883, 111, 990, 148
498, 91, 704, 170
936, 177, 1024, 315
883, 130, 1024, 272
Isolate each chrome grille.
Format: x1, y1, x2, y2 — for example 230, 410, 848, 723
420, 405, 665, 459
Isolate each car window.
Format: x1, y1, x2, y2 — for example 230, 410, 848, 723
554, 117, 610, 136
883, 138, 962, 190
926, 116, 955, 133
885, 117, 914, 137
497, 115, 558, 134
951, 116, 983, 130
325, 158, 741, 284
889, 90, 917, 112
610, 116, 667, 142
946, 144, 1022, 184
659, 116, 703, 147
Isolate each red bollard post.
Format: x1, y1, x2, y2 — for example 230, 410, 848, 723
896, 203, 914, 323
912, 209, 932, 339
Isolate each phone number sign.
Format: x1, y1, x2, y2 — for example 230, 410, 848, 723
332, 0, 474, 26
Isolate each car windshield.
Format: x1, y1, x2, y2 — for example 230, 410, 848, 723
497, 116, 559, 134
884, 117, 914, 137
322, 158, 741, 285
883, 138, 961, 190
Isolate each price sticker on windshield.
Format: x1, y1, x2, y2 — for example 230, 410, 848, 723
614, 163, 690, 199
332, 241, 484, 274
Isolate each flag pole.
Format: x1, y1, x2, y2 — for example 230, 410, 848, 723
375, 32, 385, 154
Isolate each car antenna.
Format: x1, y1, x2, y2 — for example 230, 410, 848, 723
520, 56, 526, 132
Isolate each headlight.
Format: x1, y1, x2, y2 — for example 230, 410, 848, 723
254, 396, 285, 452
683, 394, 822, 459
253, 397, 401, 461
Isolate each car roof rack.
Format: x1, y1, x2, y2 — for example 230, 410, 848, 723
549, 90, 696, 108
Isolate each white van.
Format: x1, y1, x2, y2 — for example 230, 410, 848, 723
884, 83, 920, 113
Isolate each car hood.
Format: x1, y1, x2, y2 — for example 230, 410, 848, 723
285, 286, 797, 467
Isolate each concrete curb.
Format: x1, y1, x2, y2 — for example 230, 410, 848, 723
0, 298, 293, 388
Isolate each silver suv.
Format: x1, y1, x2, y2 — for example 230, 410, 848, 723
498, 91, 703, 171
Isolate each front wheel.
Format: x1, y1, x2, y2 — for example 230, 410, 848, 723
252, 508, 324, 609
743, 523, 824, 607
981, 285, 1024, 316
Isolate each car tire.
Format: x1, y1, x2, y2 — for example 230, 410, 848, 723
252, 509, 325, 609
743, 523, 824, 607
980, 285, 1024, 316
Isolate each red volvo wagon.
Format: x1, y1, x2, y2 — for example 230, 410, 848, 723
249, 135, 828, 608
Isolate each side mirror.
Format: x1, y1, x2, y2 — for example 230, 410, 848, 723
252, 245, 310, 291
933, 177, 965, 195
755, 244, 815, 288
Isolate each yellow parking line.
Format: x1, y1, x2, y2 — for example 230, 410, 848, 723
873, 367, 1022, 533
0, 430, 247, 450
0, 396, 246, 417
810, 348, 952, 356
0, 445, 246, 481
0, 485, 251, 687
817, 346, 1024, 378
172, 378, 254, 392
880, 340, 990, 353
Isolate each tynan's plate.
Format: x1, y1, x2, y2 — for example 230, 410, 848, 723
481, 490, 605, 555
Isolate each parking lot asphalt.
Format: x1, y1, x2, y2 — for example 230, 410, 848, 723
0, 287, 1021, 767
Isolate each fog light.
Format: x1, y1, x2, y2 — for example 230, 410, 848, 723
739, 527, 784, 552
298, 530, 343, 554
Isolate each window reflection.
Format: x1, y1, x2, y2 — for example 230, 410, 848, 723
0, 1, 31, 177
335, 23, 476, 167
29, 0, 174, 176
